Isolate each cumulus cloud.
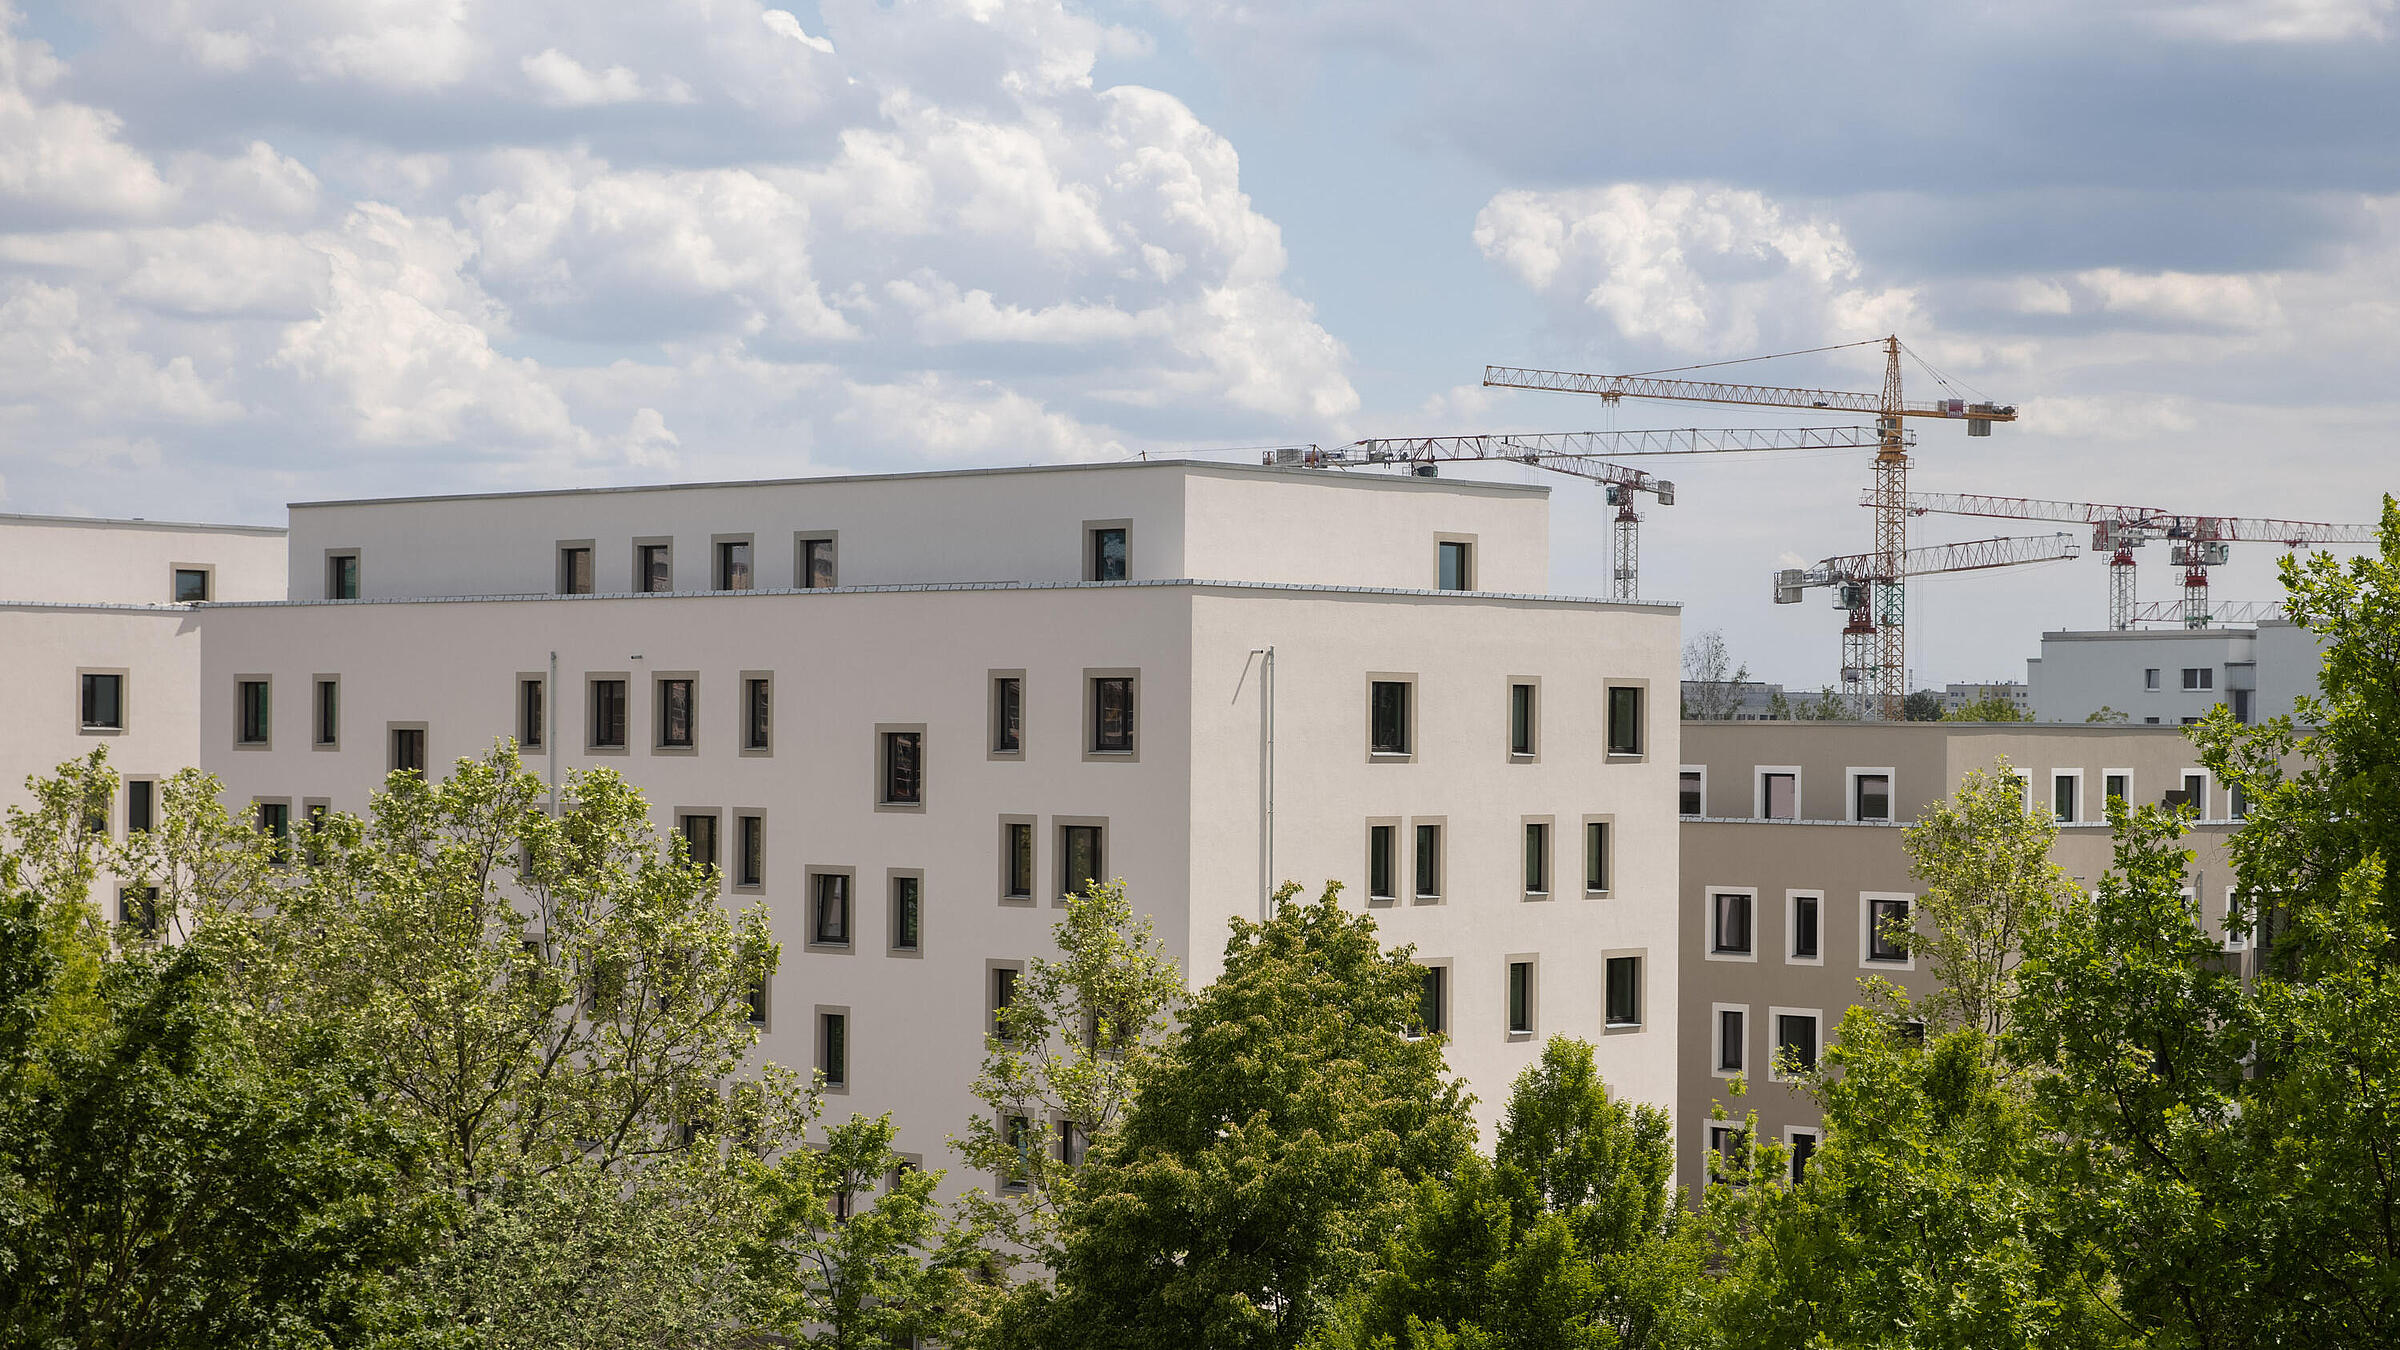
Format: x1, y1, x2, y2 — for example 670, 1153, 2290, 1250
520, 48, 693, 107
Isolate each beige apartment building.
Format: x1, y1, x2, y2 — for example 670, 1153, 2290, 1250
1674, 719, 2243, 1193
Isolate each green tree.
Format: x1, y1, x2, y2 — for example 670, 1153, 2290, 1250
1942, 694, 2029, 722
2084, 705, 2129, 723
999, 882, 1473, 1350
1899, 758, 2081, 1040
1681, 630, 1752, 721
1792, 687, 1856, 722
1903, 688, 1946, 721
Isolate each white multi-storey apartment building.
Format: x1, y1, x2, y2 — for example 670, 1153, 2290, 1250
174, 460, 1681, 1178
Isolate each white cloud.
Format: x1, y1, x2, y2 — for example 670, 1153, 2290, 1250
2073, 268, 2284, 329
0, 18, 172, 218
2137, 0, 2394, 42
150, 0, 478, 90
761, 9, 837, 56
520, 48, 692, 108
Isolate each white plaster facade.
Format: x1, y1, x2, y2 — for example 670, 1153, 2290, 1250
2026, 623, 2329, 725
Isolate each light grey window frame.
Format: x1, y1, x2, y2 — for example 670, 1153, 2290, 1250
654, 673, 699, 753
324, 549, 361, 600
740, 672, 773, 755
1522, 817, 1552, 898
1367, 673, 1417, 761
816, 1006, 850, 1093
1413, 959, 1451, 1039
1505, 955, 1537, 1037
170, 563, 213, 604
587, 674, 631, 753
807, 868, 855, 952
1411, 817, 1446, 903
732, 811, 766, 892
1786, 891, 1825, 965
1507, 677, 1539, 759
1708, 887, 1757, 962
1084, 519, 1131, 581
1603, 950, 1645, 1030
887, 869, 924, 957
313, 675, 341, 750
988, 670, 1025, 758
514, 673, 543, 752
78, 668, 128, 734
1366, 818, 1401, 905
633, 538, 674, 593
1771, 1008, 1822, 1081
1057, 817, 1107, 904
387, 722, 429, 776
1582, 816, 1613, 896
999, 816, 1037, 905
556, 540, 596, 595
1847, 767, 1894, 822
676, 809, 723, 883
1083, 669, 1139, 761
876, 724, 927, 811
712, 533, 755, 591
1605, 681, 1648, 758
794, 532, 838, 589
1435, 533, 1476, 591
234, 676, 272, 749
1757, 766, 1801, 821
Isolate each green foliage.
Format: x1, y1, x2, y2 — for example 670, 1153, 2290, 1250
1900, 758, 2080, 1039
1942, 694, 2030, 722
1002, 882, 1472, 1350
1791, 687, 1856, 721
2084, 705, 2129, 723
1903, 689, 1946, 721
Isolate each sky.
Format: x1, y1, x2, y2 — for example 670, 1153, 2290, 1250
0, 0, 2392, 688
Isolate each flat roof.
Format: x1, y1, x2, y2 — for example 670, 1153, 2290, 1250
287, 457, 1553, 510
2039, 627, 2258, 642
1680, 717, 2196, 735
0, 511, 285, 537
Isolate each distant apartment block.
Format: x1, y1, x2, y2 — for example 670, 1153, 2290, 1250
1940, 681, 2030, 717
2026, 622, 2327, 725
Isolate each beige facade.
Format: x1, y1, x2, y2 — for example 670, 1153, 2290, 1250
1674, 720, 2241, 1194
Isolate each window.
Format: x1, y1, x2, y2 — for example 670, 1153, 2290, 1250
1058, 1118, 1085, 1168
658, 678, 696, 749
517, 677, 542, 750
1508, 682, 1536, 756
637, 542, 672, 593
890, 874, 922, 952
715, 538, 752, 590
991, 674, 1023, 754
1089, 675, 1136, 755
1708, 1124, 1750, 1181
1584, 820, 1611, 894
1437, 539, 1472, 591
2182, 667, 2213, 691
1417, 965, 1447, 1037
1604, 955, 1641, 1026
1506, 959, 1535, 1035
811, 872, 851, 947
2052, 773, 2078, 823
237, 679, 271, 746
1606, 685, 1643, 756
315, 678, 340, 747
797, 535, 837, 588
1790, 894, 1821, 961
1060, 823, 1104, 899
2105, 772, 2130, 806
1679, 770, 1703, 817
1002, 1114, 1033, 1189
1775, 1013, 1819, 1076
390, 726, 426, 774
80, 673, 124, 730
325, 551, 359, 599
1761, 771, 1797, 820
746, 976, 768, 1026
726, 674, 764, 752
1789, 1130, 1819, 1183
818, 1011, 848, 1089
1368, 824, 1397, 901
558, 544, 594, 594
2231, 688, 2253, 724
119, 886, 160, 937
256, 801, 292, 864
173, 567, 210, 603
2230, 782, 2250, 819
590, 678, 628, 749
1852, 772, 1891, 822
2144, 667, 2161, 690
1716, 1008, 1746, 1072
677, 813, 719, 871
882, 730, 923, 805
991, 966, 1019, 1037
1867, 897, 1911, 963
1523, 821, 1549, 895
1369, 680, 1411, 756
735, 815, 764, 889
1713, 892, 1753, 956
126, 780, 155, 834
1088, 525, 1128, 581
1414, 823, 1442, 900
1002, 820, 1035, 900
2181, 772, 2207, 817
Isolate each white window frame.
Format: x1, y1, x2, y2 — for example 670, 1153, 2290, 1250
2178, 767, 2212, 820
1784, 1125, 1822, 1184
2050, 768, 2084, 824
1767, 1006, 1823, 1083
1844, 766, 1896, 823
1679, 764, 1708, 818
1710, 1002, 1749, 1079
1784, 890, 1825, 966
1754, 765, 1803, 821
1859, 890, 1917, 970
1704, 885, 1759, 964
2102, 767, 2133, 812
1600, 948, 1645, 1031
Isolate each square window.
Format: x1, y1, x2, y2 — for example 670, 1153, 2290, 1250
818, 1011, 848, 1088
1791, 894, 1821, 960
1060, 823, 1104, 899
1089, 525, 1128, 581
316, 678, 341, 747
558, 544, 594, 595
658, 678, 696, 749
1604, 955, 1641, 1026
882, 730, 923, 805
637, 543, 673, 593
1606, 686, 1643, 756
1506, 959, 1534, 1035
1679, 771, 1703, 817
1584, 820, 1610, 893
1414, 823, 1441, 900
1437, 539, 1472, 591
1523, 821, 1549, 895
1002, 820, 1035, 900
517, 677, 542, 751
1370, 680, 1411, 756
1853, 773, 1890, 822
1508, 682, 1536, 756
590, 679, 628, 749
735, 815, 764, 889
991, 675, 1023, 754
811, 872, 851, 947
680, 813, 719, 871
1868, 897, 1911, 962
798, 536, 837, 588
80, 673, 124, 730
1717, 1008, 1745, 1071
172, 568, 209, 603
743, 677, 772, 751
1713, 893, 1753, 955
890, 875, 922, 952
715, 539, 753, 590
236, 679, 271, 746
1090, 675, 1136, 755
1776, 1014, 1819, 1075
325, 552, 359, 600
1368, 824, 1397, 901
1417, 964, 1447, 1037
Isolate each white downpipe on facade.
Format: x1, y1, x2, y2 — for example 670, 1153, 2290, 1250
1253, 645, 1275, 919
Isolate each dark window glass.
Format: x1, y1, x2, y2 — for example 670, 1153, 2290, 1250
716, 540, 752, 590
391, 727, 425, 775
1370, 681, 1410, 755
559, 546, 593, 594
173, 568, 209, 603
1509, 683, 1534, 754
517, 678, 542, 750
883, 731, 922, 804
257, 801, 291, 864
1713, 893, 1753, 955
1793, 895, 1820, 958
736, 815, 763, 888
659, 679, 695, 748
1585, 821, 1610, 893
1438, 540, 1471, 591
1061, 824, 1103, 898
237, 680, 270, 745
1606, 686, 1643, 755
1003, 1114, 1033, 1187
1058, 1118, 1084, 1167
819, 1012, 847, 1086
992, 966, 1018, 1036
119, 886, 160, 936
1091, 677, 1134, 753
591, 680, 627, 748
316, 679, 340, 746
992, 677, 1022, 753
800, 538, 836, 589
326, 553, 358, 599
1709, 1125, 1750, 1178
2182, 774, 2207, 816
1679, 771, 1702, 816
1791, 1132, 1819, 1182
1524, 822, 1548, 893
1368, 824, 1395, 900
1005, 822, 1034, 898
2053, 775, 2077, 822
1507, 960, 1533, 1033
126, 780, 154, 834
1718, 1009, 1745, 1070
1777, 1014, 1819, 1073
1418, 965, 1446, 1036
2105, 773, 2129, 805
678, 814, 719, 869
813, 873, 850, 946
1605, 955, 1640, 1025
1090, 527, 1127, 581
1869, 898, 1911, 962
1854, 773, 1890, 821
746, 977, 767, 1025
81, 673, 124, 729
891, 876, 921, 951
1414, 823, 1439, 898
744, 678, 771, 750
639, 544, 672, 593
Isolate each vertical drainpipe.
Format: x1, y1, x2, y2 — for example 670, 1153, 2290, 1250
1254, 646, 1275, 919
547, 649, 558, 810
